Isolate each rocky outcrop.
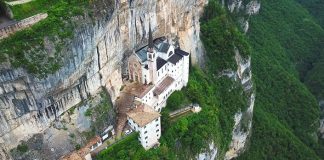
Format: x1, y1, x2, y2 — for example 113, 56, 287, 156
224, 1, 259, 159
319, 100, 324, 139
0, 0, 207, 157
224, 50, 255, 160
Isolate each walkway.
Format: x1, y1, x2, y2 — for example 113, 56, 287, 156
169, 104, 201, 120
169, 106, 192, 118
5, 0, 33, 6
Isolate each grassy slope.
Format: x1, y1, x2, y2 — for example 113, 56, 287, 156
238, 0, 324, 159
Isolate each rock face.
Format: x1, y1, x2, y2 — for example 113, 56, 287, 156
224, 50, 255, 160
0, 0, 207, 157
319, 100, 324, 139
223, 1, 259, 159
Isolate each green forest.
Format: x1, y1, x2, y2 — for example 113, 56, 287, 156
238, 0, 324, 159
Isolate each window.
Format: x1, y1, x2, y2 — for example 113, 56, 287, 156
144, 131, 147, 134
156, 129, 160, 132
157, 134, 159, 137
145, 136, 148, 139
155, 119, 158, 122
156, 124, 159, 127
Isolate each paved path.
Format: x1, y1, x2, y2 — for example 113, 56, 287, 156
6, 0, 33, 6
169, 106, 192, 118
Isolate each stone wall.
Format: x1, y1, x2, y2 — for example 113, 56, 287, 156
0, 13, 48, 39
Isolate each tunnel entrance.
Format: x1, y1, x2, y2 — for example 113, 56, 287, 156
0, 1, 15, 29
0, 1, 12, 24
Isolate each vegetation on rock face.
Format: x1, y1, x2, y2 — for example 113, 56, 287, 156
165, 90, 190, 111
0, 0, 93, 77
97, 1, 251, 159
89, 91, 115, 135
237, 0, 324, 159
16, 143, 28, 153
200, 0, 251, 73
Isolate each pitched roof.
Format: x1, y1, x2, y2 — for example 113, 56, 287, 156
153, 76, 175, 96
158, 42, 170, 53
134, 37, 168, 63
156, 57, 167, 70
135, 46, 148, 63
127, 105, 160, 127
175, 48, 189, 56
61, 136, 101, 160
168, 53, 183, 65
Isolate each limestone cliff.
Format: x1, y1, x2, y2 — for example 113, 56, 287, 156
0, 0, 207, 158
224, 1, 259, 159
197, 1, 260, 159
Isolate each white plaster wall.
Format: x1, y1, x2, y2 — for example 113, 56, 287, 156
138, 117, 161, 149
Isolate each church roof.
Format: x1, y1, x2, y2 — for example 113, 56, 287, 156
175, 48, 190, 56
156, 57, 167, 70
134, 37, 169, 63
168, 52, 183, 65
135, 46, 148, 63
158, 42, 170, 53
153, 76, 175, 96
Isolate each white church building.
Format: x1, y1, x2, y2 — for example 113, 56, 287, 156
126, 24, 190, 149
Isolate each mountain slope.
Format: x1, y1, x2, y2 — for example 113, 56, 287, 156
295, 0, 324, 101
237, 0, 324, 159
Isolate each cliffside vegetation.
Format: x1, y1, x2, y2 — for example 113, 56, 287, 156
237, 0, 324, 159
97, 1, 251, 159
0, 0, 91, 77
295, 0, 324, 101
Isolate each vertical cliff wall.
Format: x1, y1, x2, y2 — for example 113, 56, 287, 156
0, 0, 207, 157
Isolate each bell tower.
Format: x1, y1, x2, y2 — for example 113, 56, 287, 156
147, 23, 157, 84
